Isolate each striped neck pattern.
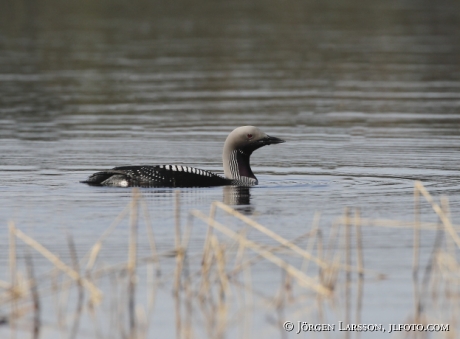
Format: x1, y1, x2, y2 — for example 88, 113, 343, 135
228, 149, 258, 186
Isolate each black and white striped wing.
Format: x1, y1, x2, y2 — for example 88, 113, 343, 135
82, 165, 232, 187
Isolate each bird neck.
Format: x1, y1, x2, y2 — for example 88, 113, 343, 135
223, 148, 257, 182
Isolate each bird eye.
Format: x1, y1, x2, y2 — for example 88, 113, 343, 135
247, 134, 253, 139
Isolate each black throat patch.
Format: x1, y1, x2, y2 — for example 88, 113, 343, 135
236, 149, 256, 179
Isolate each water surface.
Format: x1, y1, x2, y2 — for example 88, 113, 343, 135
1, 0, 459, 337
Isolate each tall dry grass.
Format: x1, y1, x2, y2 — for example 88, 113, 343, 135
0, 181, 459, 338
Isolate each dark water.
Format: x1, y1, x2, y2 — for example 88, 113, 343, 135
1, 0, 460, 338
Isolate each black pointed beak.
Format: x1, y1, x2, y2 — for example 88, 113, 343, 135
264, 135, 285, 145
242, 133, 285, 154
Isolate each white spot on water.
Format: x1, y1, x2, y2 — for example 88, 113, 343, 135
119, 180, 129, 187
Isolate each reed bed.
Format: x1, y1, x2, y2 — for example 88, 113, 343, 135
1, 181, 459, 338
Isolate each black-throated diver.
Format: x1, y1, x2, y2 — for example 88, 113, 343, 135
81, 126, 285, 188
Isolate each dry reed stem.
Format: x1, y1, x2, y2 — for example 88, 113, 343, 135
59, 268, 73, 334
213, 201, 330, 269
441, 196, 456, 265
243, 234, 253, 339
321, 219, 342, 291
87, 301, 102, 339
50, 267, 66, 337
213, 201, 372, 277
181, 214, 194, 257
139, 196, 160, 338
200, 233, 218, 335
344, 208, 351, 339
229, 231, 323, 279
199, 203, 217, 298
144, 263, 155, 334
315, 229, 325, 291
413, 182, 421, 321
191, 209, 332, 296
233, 290, 247, 339
436, 253, 460, 279
114, 274, 127, 339
24, 253, 40, 339
239, 274, 252, 337
128, 188, 139, 339
415, 181, 460, 248
9, 227, 102, 305
274, 271, 288, 339
68, 235, 84, 339
301, 212, 321, 273
140, 199, 161, 274
174, 191, 185, 295
108, 275, 117, 338
175, 190, 182, 248
183, 261, 194, 339
197, 266, 215, 339
420, 207, 445, 308
86, 204, 130, 271
232, 228, 248, 272
210, 235, 229, 339
136, 306, 147, 339
354, 208, 364, 338
173, 191, 184, 339
8, 221, 17, 339
211, 236, 229, 297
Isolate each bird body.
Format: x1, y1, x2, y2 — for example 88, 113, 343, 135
82, 126, 284, 188
84, 165, 231, 187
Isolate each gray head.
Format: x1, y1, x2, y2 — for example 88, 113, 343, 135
222, 126, 285, 184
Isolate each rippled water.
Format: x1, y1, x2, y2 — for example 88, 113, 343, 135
1, 0, 460, 337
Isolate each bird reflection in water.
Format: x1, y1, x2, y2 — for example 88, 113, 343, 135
222, 186, 254, 214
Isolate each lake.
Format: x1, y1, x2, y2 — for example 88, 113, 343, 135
1, 0, 460, 338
